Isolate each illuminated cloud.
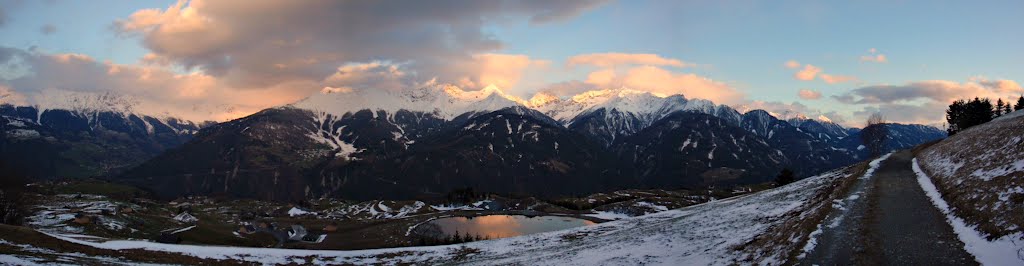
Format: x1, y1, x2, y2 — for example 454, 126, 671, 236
114, 0, 606, 89
0, 85, 27, 105
787, 61, 856, 84
834, 79, 1023, 104
567, 53, 693, 68
797, 89, 822, 100
0, 46, 308, 121
860, 48, 888, 63
794, 64, 821, 81
835, 78, 1023, 125
819, 74, 856, 84
581, 65, 744, 104
455, 53, 551, 90
784, 60, 801, 69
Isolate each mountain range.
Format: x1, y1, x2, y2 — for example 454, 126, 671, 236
0, 85, 946, 201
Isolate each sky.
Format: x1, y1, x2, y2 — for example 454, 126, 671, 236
0, 0, 1021, 126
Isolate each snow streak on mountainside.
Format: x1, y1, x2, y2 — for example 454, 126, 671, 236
0, 93, 204, 179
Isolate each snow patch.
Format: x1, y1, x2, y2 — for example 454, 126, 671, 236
913, 158, 1024, 265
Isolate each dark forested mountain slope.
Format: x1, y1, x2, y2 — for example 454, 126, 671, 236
0, 104, 202, 179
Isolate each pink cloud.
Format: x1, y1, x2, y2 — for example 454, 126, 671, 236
820, 74, 856, 84
581, 65, 744, 104
860, 48, 888, 63
784, 60, 801, 69
797, 89, 822, 100
567, 53, 693, 68
794, 64, 821, 81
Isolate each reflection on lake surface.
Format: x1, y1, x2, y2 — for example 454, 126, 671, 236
424, 215, 596, 240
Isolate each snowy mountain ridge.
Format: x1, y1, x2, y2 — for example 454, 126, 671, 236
293, 84, 524, 121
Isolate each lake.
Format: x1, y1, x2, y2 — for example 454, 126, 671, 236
418, 215, 597, 240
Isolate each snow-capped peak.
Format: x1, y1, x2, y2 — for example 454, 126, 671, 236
526, 91, 561, 107
817, 115, 833, 123
531, 87, 676, 122
292, 83, 525, 120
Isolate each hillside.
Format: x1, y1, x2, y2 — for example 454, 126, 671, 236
5, 162, 870, 265
0, 103, 203, 179
914, 110, 1024, 263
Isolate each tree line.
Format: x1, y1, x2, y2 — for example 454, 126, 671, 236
945, 96, 1024, 135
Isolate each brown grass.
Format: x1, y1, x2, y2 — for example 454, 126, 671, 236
916, 117, 1024, 240
733, 162, 869, 265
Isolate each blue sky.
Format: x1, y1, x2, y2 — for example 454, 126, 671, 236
1, 0, 1021, 125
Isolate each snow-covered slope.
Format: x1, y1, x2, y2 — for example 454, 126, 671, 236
916, 111, 1024, 263
44, 164, 861, 265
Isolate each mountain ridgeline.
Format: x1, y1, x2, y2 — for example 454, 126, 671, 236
1, 85, 945, 201
0, 104, 205, 179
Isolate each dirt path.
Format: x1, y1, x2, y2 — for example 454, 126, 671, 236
801, 150, 977, 265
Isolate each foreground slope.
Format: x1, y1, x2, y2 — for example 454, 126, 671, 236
14, 163, 867, 265
914, 110, 1024, 263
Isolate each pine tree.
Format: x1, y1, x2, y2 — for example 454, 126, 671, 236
1004, 103, 1013, 115
995, 99, 1005, 116
946, 99, 966, 135
946, 97, 995, 135
1016, 96, 1024, 111
774, 168, 795, 187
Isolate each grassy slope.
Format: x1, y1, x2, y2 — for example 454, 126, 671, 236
916, 114, 1024, 239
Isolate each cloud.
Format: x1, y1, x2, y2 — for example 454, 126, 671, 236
835, 78, 1023, 125
797, 89, 822, 100
851, 102, 948, 126
567, 53, 693, 68
535, 80, 591, 97
40, 24, 56, 35
455, 53, 550, 90
787, 61, 856, 83
114, 0, 605, 89
860, 48, 887, 63
819, 74, 855, 84
834, 79, 1023, 105
794, 64, 821, 81
580, 65, 744, 104
0, 85, 28, 105
321, 61, 414, 92
784, 60, 801, 69
0, 1, 606, 122
0, 46, 309, 121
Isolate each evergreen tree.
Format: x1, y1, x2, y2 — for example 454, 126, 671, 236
1016, 96, 1024, 111
1004, 103, 1013, 115
774, 168, 795, 187
946, 97, 995, 135
995, 99, 1005, 116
